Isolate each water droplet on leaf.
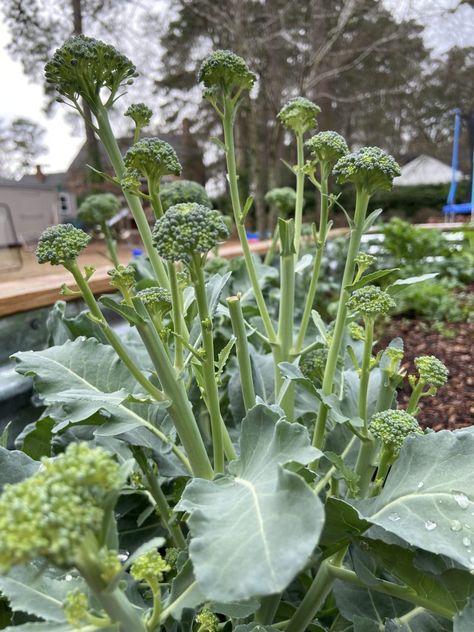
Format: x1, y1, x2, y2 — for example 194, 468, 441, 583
389, 512, 401, 522
451, 520, 462, 532
453, 493, 469, 509
424, 520, 437, 531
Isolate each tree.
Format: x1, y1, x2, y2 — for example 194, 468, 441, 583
0, 117, 47, 179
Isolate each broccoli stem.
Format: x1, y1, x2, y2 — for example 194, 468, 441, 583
263, 223, 279, 265
312, 188, 370, 449
406, 379, 425, 414
101, 220, 119, 267
358, 317, 374, 422
376, 370, 398, 412
293, 131, 305, 257
93, 103, 169, 289
227, 295, 256, 411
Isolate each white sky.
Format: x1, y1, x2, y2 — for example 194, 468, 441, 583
0, 0, 473, 175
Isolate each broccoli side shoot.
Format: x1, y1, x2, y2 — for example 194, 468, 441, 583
123, 137, 182, 184
152, 203, 229, 264
415, 355, 449, 389
124, 103, 153, 129
135, 287, 172, 317
161, 180, 211, 212
264, 187, 297, 216
333, 146, 401, 195
78, 193, 120, 226
347, 285, 396, 318
277, 97, 321, 135
370, 409, 423, 455
305, 131, 348, 166
198, 49, 256, 97
36, 224, 91, 266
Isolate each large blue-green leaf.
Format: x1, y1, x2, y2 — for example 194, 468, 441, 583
177, 403, 324, 602
454, 599, 474, 631
0, 447, 39, 490
353, 431, 474, 570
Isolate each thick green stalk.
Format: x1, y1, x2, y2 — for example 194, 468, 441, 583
407, 380, 425, 414
376, 370, 398, 412
370, 446, 393, 496
227, 295, 256, 411
222, 98, 277, 344
93, 103, 169, 288
295, 174, 330, 352
255, 594, 281, 626
102, 221, 119, 267
353, 435, 377, 498
293, 131, 305, 257
312, 189, 370, 448
359, 318, 374, 422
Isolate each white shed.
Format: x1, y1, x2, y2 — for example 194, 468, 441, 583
394, 154, 464, 187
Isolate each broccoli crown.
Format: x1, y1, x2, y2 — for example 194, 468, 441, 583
108, 264, 136, 291
333, 147, 401, 194
370, 409, 422, 453
305, 131, 348, 165
131, 550, 170, 584
161, 180, 211, 212
78, 193, 120, 225
198, 49, 256, 95
354, 252, 377, 270
45, 35, 137, 110
63, 591, 89, 628
277, 97, 321, 135
36, 224, 90, 266
152, 203, 229, 264
135, 287, 172, 316
124, 102, 152, 128
415, 355, 449, 388
300, 347, 328, 384
0, 442, 120, 571
347, 285, 396, 318
196, 609, 219, 632
123, 138, 182, 183
264, 187, 297, 215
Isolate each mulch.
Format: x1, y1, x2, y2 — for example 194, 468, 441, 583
378, 319, 474, 431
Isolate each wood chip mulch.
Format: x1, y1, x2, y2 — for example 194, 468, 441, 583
378, 319, 474, 431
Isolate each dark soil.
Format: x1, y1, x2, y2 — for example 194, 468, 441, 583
378, 319, 474, 431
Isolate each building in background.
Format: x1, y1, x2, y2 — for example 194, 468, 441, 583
394, 155, 464, 187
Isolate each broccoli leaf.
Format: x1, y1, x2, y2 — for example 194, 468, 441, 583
0, 447, 39, 491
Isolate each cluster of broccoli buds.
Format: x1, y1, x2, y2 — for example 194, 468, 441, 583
78, 193, 120, 226
160, 180, 211, 212
264, 187, 297, 216
108, 264, 136, 293
36, 224, 90, 266
354, 252, 377, 276
305, 131, 348, 166
130, 549, 170, 586
333, 146, 401, 195
45, 35, 137, 112
0, 443, 120, 571
300, 347, 329, 385
414, 355, 449, 389
347, 285, 396, 319
195, 609, 219, 632
124, 138, 182, 185
199, 49, 256, 100
135, 287, 172, 318
152, 203, 229, 264
124, 103, 153, 130
370, 409, 423, 455
278, 97, 321, 135
63, 591, 91, 628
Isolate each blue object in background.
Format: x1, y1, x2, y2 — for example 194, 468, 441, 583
443, 109, 474, 220
132, 248, 144, 257
246, 231, 260, 241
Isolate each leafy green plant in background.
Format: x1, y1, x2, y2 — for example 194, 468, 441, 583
77, 193, 121, 267
1, 36, 473, 632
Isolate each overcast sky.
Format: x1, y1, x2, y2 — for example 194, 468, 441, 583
0, 0, 473, 175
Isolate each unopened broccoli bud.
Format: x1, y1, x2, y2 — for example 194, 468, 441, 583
164, 547, 179, 569
98, 549, 122, 585
135, 287, 172, 317
414, 355, 449, 389
347, 285, 396, 319
355, 252, 377, 272
305, 131, 348, 165
108, 264, 136, 293
161, 180, 211, 212
333, 146, 400, 195
196, 609, 219, 632
152, 203, 229, 264
120, 167, 142, 194
63, 590, 89, 628
124, 138, 182, 184
348, 322, 365, 341
36, 224, 90, 266
370, 409, 422, 455
264, 187, 297, 216
385, 346, 404, 374
277, 97, 321, 135
124, 103, 152, 129
45, 35, 137, 112
198, 50, 256, 96
131, 550, 170, 585
78, 193, 120, 226
300, 347, 328, 384
0, 443, 120, 572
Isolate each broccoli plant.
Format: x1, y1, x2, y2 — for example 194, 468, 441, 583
2, 36, 473, 632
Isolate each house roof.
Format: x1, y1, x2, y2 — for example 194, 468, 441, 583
394, 154, 464, 187
0, 173, 66, 191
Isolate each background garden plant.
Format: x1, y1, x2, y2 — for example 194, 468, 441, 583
0, 36, 473, 632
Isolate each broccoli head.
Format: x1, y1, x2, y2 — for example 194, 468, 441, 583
264, 187, 297, 216
195, 609, 219, 632
108, 264, 136, 293
152, 203, 229, 264
300, 347, 329, 384
161, 180, 211, 212
63, 591, 90, 628
347, 285, 396, 318
305, 131, 348, 165
130, 550, 170, 585
135, 287, 172, 317
0, 442, 120, 571
414, 355, 449, 389
45, 35, 137, 112
277, 97, 321, 135
123, 137, 182, 184
370, 409, 423, 455
124, 103, 152, 129
354, 252, 377, 271
36, 224, 90, 266
333, 147, 401, 195
78, 193, 120, 226
198, 50, 256, 96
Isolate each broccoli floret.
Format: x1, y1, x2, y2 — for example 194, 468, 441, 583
195, 609, 219, 632
277, 97, 321, 135
36, 224, 90, 266
300, 347, 328, 384
160, 180, 211, 212
120, 167, 142, 194
45, 35, 137, 112
305, 131, 348, 165
348, 322, 365, 341
78, 193, 120, 226
124, 103, 152, 129
414, 355, 449, 389
354, 252, 377, 271
333, 147, 401, 195
135, 287, 172, 317
264, 187, 297, 216
108, 264, 136, 294
347, 285, 396, 318
63, 591, 89, 628
152, 203, 229, 264
0, 442, 120, 571
123, 138, 182, 185
198, 50, 256, 96
370, 409, 423, 455
130, 550, 170, 585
